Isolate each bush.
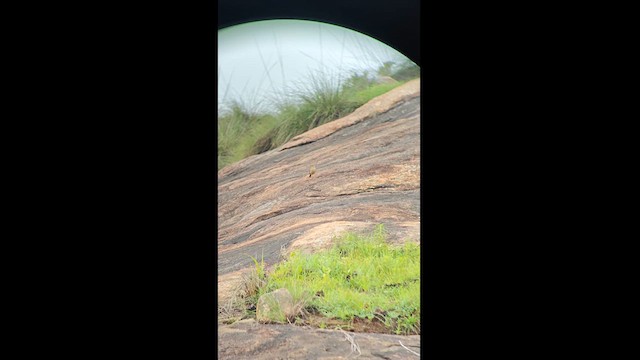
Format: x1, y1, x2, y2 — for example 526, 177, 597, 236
391, 61, 420, 81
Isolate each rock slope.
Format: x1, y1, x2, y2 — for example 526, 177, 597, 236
218, 79, 421, 304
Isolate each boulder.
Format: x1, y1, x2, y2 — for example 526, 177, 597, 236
256, 288, 295, 323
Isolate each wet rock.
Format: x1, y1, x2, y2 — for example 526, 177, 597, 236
218, 79, 421, 303
256, 288, 295, 323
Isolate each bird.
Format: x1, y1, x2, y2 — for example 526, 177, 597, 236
309, 163, 316, 177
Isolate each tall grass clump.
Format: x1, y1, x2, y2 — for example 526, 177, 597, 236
218, 41, 421, 168
266, 70, 359, 147
296, 72, 359, 130
255, 65, 415, 152
217, 100, 279, 170
391, 59, 420, 81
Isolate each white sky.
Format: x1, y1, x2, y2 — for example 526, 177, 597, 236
218, 19, 415, 114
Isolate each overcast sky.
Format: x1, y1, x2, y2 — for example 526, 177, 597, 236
218, 19, 415, 113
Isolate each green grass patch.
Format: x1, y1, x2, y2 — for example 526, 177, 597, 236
345, 82, 405, 105
249, 224, 420, 335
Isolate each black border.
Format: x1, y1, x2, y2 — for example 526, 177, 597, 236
30, 0, 583, 357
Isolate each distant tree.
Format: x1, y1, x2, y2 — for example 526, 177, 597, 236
377, 61, 396, 77
391, 61, 420, 81
343, 71, 373, 92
